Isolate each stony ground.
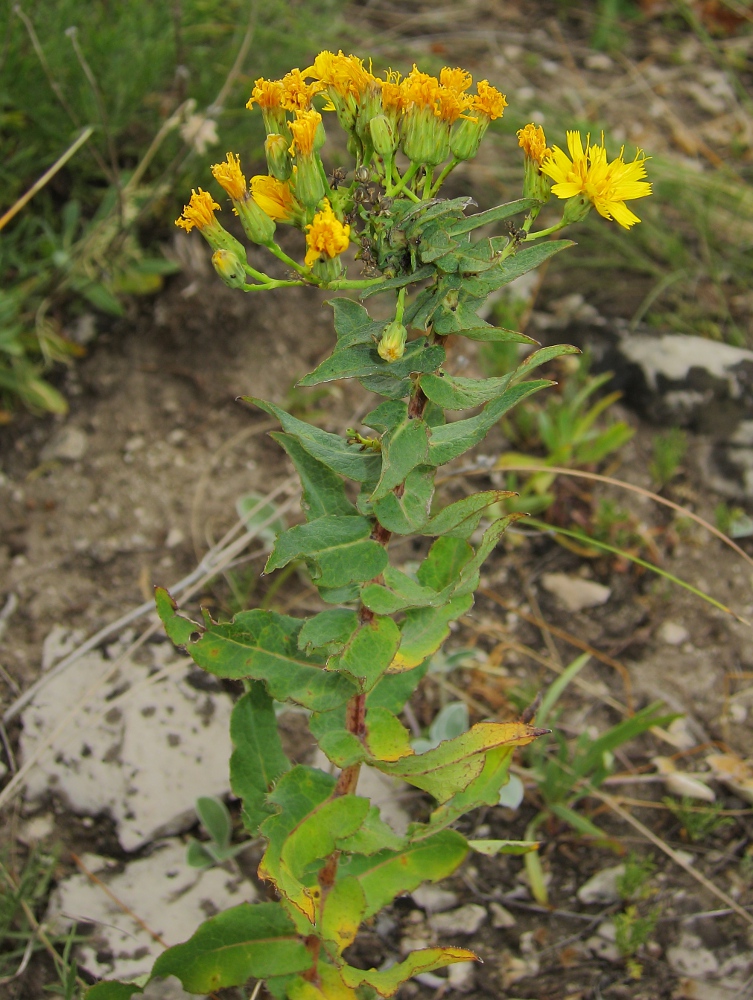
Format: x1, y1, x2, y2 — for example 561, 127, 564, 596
2, 3, 753, 999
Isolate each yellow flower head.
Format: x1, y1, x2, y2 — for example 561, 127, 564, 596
289, 109, 322, 157
517, 123, 551, 165
304, 198, 350, 267
401, 66, 441, 110
281, 68, 323, 112
473, 80, 507, 120
246, 77, 284, 111
250, 175, 296, 221
541, 131, 652, 229
175, 188, 220, 232
307, 50, 374, 98
380, 69, 404, 117
436, 85, 474, 123
211, 152, 247, 202
439, 66, 473, 94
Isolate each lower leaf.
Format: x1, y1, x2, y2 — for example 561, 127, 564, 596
341, 948, 478, 997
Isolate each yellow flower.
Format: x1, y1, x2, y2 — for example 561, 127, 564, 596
175, 188, 220, 232
211, 152, 247, 202
517, 123, 550, 164
304, 199, 350, 267
380, 69, 404, 120
307, 50, 373, 99
400, 66, 440, 111
289, 109, 322, 157
439, 66, 473, 94
280, 68, 323, 112
472, 80, 507, 121
541, 131, 652, 229
246, 77, 284, 111
250, 175, 296, 221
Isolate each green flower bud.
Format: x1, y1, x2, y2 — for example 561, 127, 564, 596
212, 249, 247, 289
522, 158, 551, 204
235, 194, 276, 246
377, 320, 408, 363
311, 254, 343, 282
265, 134, 293, 181
450, 118, 486, 162
401, 106, 450, 167
292, 154, 326, 210
370, 114, 396, 159
561, 192, 591, 226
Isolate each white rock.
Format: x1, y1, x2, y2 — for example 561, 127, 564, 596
658, 621, 690, 646
411, 884, 459, 914
19, 813, 55, 844
668, 933, 719, 978
41, 426, 88, 462
46, 840, 252, 982
541, 573, 611, 613
489, 902, 516, 929
428, 904, 486, 936
20, 643, 234, 851
165, 527, 185, 549
585, 934, 622, 963
42, 625, 85, 671
447, 961, 476, 992
585, 52, 613, 71
577, 864, 625, 905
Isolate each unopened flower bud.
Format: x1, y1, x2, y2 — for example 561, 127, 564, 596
212, 249, 247, 289
561, 192, 591, 226
235, 194, 276, 245
370, 114, 396, 159
292, 155, 326, 210
377, 320, 407, 363
265, 134, 292, 181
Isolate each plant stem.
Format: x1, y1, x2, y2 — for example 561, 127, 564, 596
243, 279, 305, 292
325, 276, 384, 290
395, 286, 406, 324
264, 242, 310, 278
428, 158, 459, 198
524, 219, 569, 241
389, 161, 420, 199
422, 167, 434, 200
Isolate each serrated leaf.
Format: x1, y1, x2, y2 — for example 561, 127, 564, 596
359, 264, 435, 299
169, 608, 355, 711
298, 609, 359, 653
195, 796, 232, 849
448, 197, 537, 236
150, 902, 311, 992
391, 593, 474, 671
462, 239, 573, 297
377, 721, 542, 802
272, 432, 356, 520
265, 515, 388, 589
341, 948, 477, 997
319, 875, 367, 956
154, 587, 201, 647
421, 490, 515, 539
364, 706, 414, 761
230, 683, 290, 833
328, 297, 386, 348
339, 829, 468, 916
330, 615, 401, 692
371, 417, 430, 502
428, 381, 553, 466
246, 398, 380, 483
468, 839, 540, 855
371, 466, 435, 534
401, 197, 476, 237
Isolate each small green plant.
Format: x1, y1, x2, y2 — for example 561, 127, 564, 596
614, 904, 659, 978
664, 796, 735, 842
84, 48, 653, 1000
186, 796, 254, 869
617, 852, 656, 902
715, 501, 753, 539
650, 427, 688, 488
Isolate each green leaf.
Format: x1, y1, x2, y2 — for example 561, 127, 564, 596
337, 804, 406, 855
230, 684, 291, 834
428, 381, 553, 466
370, 417, 430, 502
454, 326, 537, 344
468, 839, 540, 856
364, 706, 414, 761
361, 566, 446, 615
319, 875, 367, 956
422, 490, 515, 539
417, 536, 473, 590
377, 722, 541, 801
448, 197, 537, 236
85, 984, 144, 1000
391, 594, 474, 671
150, 903, 311, 992
510, 343, 580, 382
359, 264, 435, 299
420, 372, 514, 410
265, 515, 388, 589
271, 433, 356, 520
342, 948, 477, 997
371, 466, 435, 534
339, 829, 468, 916
462, 239, 573, 297
169, 608, 356, 711
329, 297, 386, 348
330, 615, 402, 692
366, 661, 430, 716
195, 796, 232, 849
358, 372, 413, 399
154, 587, 201, 647
297, 609, 359, 653
246, 398, 380, 483
298, 338, 443, 388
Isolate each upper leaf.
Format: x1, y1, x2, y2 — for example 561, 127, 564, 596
297, 339, 445, 388
448, 197, 537, 236
329, 297, 386, 348
272, 432, 356, 520
230, 683, 290, 834
329, 615, 402, 692
265, 515, 389, 589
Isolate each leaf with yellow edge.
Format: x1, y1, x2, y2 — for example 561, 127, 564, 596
364, 707, 414, 762
341, 948, 478, 997
319, 875, 367, 957
375, 722, 543, 803
390, 594, 473, 671
288, 965, 360, 1000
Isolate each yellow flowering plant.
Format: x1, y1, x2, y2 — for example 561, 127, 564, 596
90, 51, 651, 1000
